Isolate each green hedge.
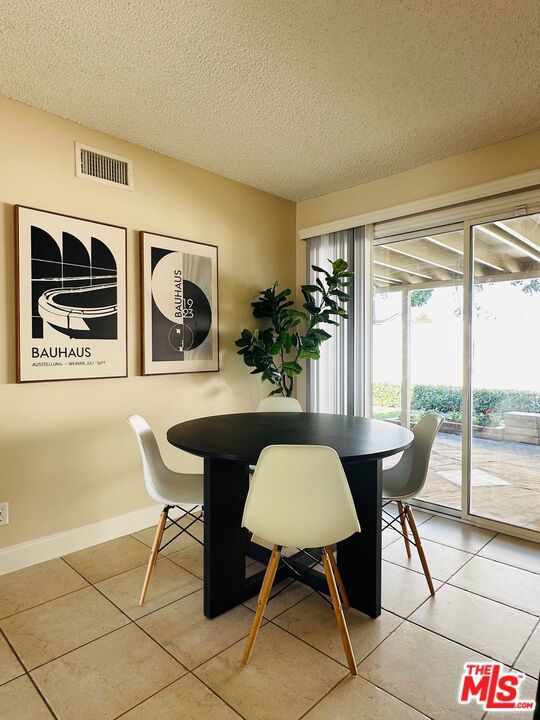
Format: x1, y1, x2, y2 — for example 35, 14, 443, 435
374, 382, 540, 416
412, 384, 540, 416
373, 382, 400, 408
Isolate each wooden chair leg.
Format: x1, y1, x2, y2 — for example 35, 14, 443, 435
139, 507, 168, 606
324, 546, 350, 609
242, 545, 281, 666
322, 549, 357, 677
397, 501, 412, 559
405, 505, 435, 597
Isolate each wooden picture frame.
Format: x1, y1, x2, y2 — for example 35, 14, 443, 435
15, 205, 127, 382
140, 231, 219, 375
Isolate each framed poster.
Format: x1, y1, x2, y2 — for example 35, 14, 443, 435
16, 206, 127, 382
140, 231, 218, 375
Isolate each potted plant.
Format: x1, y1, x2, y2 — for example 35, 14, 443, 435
235, 259, 353, 397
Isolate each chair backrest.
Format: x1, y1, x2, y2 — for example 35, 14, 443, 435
127, 415, 170, 503
384, 413, 444, 496
242, 445, 360, 548
256, 396, 302, 412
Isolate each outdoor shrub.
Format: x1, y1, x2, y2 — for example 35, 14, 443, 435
411, 384, 540, 420
373, 382, 400, 408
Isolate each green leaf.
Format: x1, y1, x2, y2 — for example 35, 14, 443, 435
302, 284, 321, 293
281, 361, 302, 377
311, 264, 331, 276
331, 258, 348, 273
299, 349, 320, 359
309, 329, 331, 342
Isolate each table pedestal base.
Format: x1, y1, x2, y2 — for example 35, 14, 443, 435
203, 457, 382, 619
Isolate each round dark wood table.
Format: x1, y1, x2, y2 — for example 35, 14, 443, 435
168, 412, 413, 619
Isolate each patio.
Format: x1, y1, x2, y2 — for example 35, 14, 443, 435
416, 432, 540, 532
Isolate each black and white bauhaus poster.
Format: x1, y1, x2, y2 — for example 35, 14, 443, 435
16, 206, 127, 382
140, 232, 218, 375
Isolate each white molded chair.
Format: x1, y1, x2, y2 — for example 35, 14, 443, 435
256, 396, 302, 412
382, 412, 444, 596
128, 415, 204, 605
241, 445, 361, 676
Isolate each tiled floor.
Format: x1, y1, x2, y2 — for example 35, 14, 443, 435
0, 510, 538, 720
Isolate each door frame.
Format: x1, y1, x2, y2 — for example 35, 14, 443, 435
367, 194, 540, 543
461, 204, 540, 542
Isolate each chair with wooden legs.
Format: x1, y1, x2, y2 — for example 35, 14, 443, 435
127, 415, 204, 606
382, 412, 445, 596
241, 444, 361, 676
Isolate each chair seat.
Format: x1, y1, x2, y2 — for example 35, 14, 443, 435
382, 484, 415, 501
152, 468, 204, 506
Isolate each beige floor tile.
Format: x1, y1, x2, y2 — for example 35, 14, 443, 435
1, 586, 128, 669
63, 535, 150, 583
479, 534, 540, 574
0, 559, 87, 619
138, 589, 256, 669
169, 545, 259, 580
195, 623, 347, 720
246, 560, 267, 577
515, 623, 540, 678
31, 624, 184, 720
382, 525, 403, 548
0, 634, 24, 685
275, 593, 402, 666
383, 537, 473, 581
484, 672, 537, 720
410, 584, 537, 665
96, 556, 202, 620
382, 561, 442, 617
449, 556, 540, 615
303, 675, 430, 719
419, 516, 495, 553
0, 675, 54, 719
169, 544, 204, 578
121, 671, 242, 719
133, 517, 203, 555
244, 579, 312, 620
358, 622, 490, 719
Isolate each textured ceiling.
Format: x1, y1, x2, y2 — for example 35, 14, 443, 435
1, 1, 539, 200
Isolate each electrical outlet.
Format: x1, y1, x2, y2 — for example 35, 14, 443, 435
0, 502, 8, 526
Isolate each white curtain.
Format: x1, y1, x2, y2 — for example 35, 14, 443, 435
307, 228, 363, 414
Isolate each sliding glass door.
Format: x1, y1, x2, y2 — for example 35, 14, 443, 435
465, 210, 540, 533
372, 227, 464, 514
371, 208, 540, 537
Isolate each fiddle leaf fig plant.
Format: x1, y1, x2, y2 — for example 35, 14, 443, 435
235, 258, 353, 397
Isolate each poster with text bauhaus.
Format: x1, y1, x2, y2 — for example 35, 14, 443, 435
16, 206, 127, 382
140, 232, 218, 375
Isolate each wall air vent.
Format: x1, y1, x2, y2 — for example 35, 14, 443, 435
75, 143, 133, 190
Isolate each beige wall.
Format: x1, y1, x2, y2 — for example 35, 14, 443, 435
297, 130, 540, 232
0, 96, 295, 548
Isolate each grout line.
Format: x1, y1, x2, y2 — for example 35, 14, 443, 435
0, 584, 89, 623
111, 675, 185, 720
0, 628, 60, 720
510, 616, 539, 671
384, 530, 540, 621
61, 555, 150, 585
28, 620, 131, 672
192, 672, 249, 720
296, 674, 351, 720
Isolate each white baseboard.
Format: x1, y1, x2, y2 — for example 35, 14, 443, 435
0, 503, 195, 576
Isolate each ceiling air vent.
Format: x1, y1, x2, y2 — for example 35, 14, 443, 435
75, 143, 133, 190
